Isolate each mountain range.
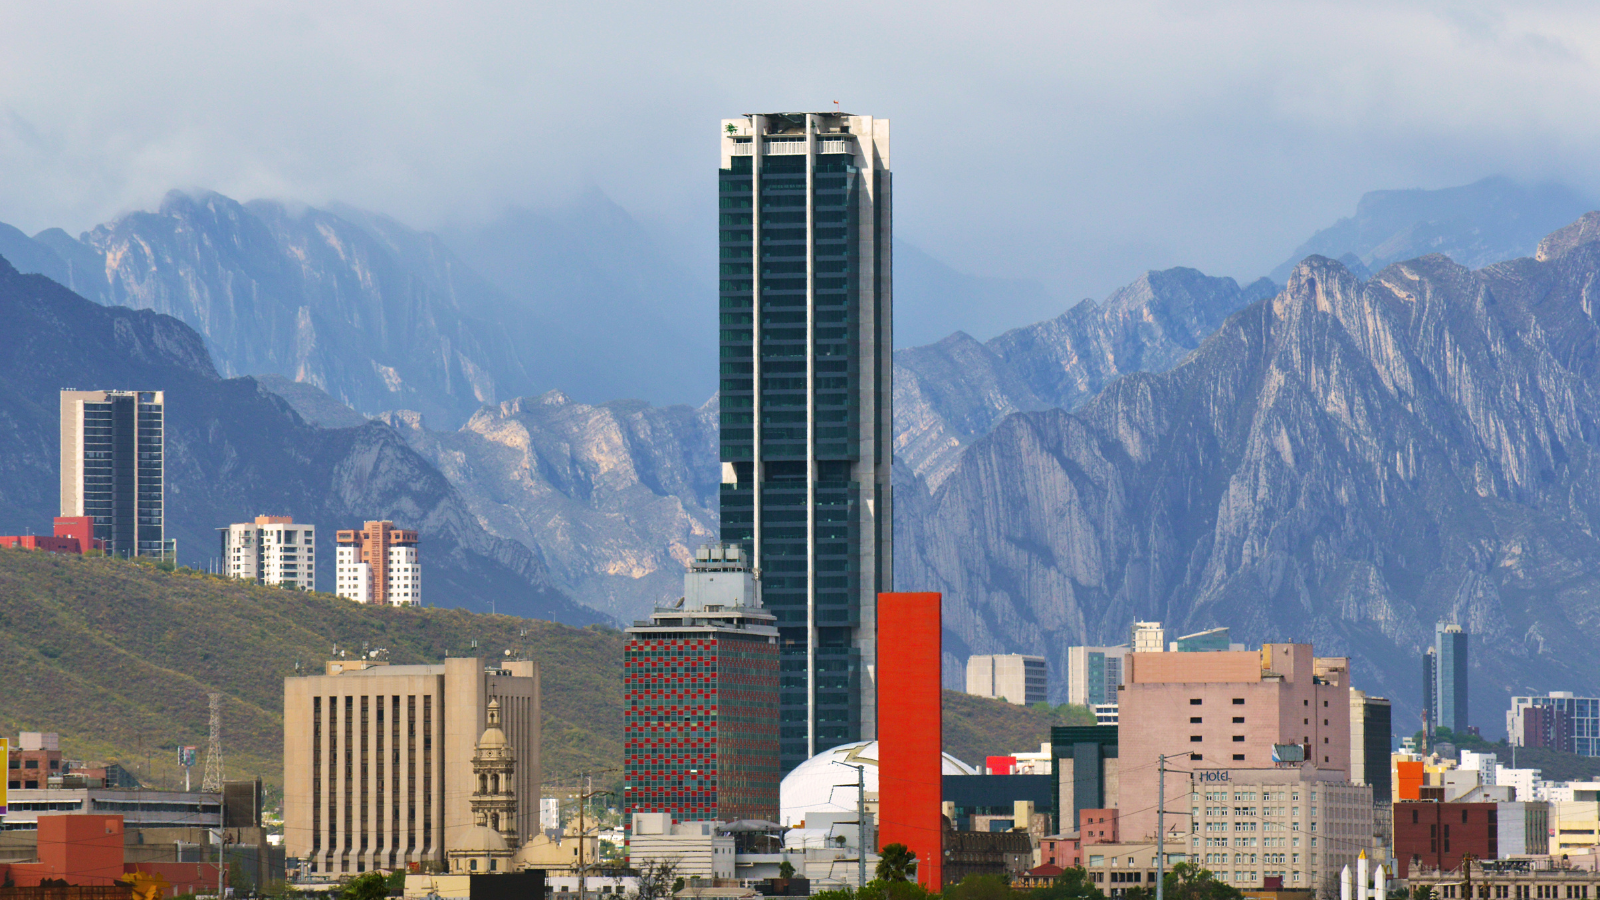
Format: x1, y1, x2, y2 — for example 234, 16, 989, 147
0, 254, 594, 626
905, 215, 1600, 734
5, 177, 1597, 739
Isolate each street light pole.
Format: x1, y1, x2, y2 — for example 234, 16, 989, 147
831, 760, 868, 890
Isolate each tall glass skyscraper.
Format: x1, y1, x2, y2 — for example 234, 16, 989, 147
60, 389, 166, 558
717, 112, 893, 772
1435, 621, 1469, 733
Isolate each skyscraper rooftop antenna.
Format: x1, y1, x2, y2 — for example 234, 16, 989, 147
201, 692, 223, 792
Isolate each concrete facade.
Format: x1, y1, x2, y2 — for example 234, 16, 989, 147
335, 520, 420, 605
283, 657, 540, 874
220, 516, 316, 590
1119, 644, 1352, 842
627, 813, 735, 879
1187, 767, 1374, 897
1067, 646, 1127, 708
967, 654, 1048, 706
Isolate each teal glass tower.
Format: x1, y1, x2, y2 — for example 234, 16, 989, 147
717, 112, 893, 773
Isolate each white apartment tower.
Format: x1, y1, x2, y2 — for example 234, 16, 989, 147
60, 389, 166, 558
336, 520, 421, 606
220, 516, 316, 590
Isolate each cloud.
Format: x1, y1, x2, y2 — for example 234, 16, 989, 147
1, 0, 1598, 306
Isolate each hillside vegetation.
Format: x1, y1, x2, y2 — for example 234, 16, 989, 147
0, 547, 1083, 798
0, 547, 624, 792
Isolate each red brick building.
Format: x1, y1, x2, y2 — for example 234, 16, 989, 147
0, 516, 105, 555
6, 732, 64, 790
624, 545, 780, 830
1393, 801, 1498, 877
877, 592, 944, 890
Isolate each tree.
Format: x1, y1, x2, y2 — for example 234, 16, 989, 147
876, 844, 918, 883
1031, 867, 1106, 900
1127, 862, 1242, 900
340, 873, 390, 900
631, 860, 679, 900
946, 874, 1012, 900
778, 860, 796, 880
1412, 887, 1435, 900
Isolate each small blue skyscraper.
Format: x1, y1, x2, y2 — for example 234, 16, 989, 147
1434, 621, 1469, 733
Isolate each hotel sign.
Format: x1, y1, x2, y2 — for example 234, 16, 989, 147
1195, 770, 1232, 783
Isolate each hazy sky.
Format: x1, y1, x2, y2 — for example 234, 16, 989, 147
4, 1, 1600, 312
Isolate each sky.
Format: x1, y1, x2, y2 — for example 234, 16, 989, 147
4, 1, 1600, 319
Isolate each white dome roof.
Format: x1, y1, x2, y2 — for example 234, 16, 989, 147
779, 740, 975, 827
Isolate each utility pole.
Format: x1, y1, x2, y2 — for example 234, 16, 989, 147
577, 787, 614, 900
832, 760, 868, 889
202, 693, 223, 793
1155, 753, 1186, 900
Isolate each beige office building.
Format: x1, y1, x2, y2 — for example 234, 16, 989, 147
284, 657, 540, 874
966, 654, 1047, 706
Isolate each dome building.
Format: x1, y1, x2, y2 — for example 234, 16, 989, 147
447, 698, 519, 874
779, 740, 974, 827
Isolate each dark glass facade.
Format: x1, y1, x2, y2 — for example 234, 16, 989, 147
74, 391, 164, 558
717, 113, 891, 773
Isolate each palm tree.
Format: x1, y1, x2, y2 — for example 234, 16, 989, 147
876, 843, 918, 883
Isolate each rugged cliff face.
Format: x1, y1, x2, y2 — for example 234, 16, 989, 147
901, 214, 1600, 730
895, 267, 1277, 489
0, 254, 595, 626
381, 392, 721, 622
6, 192, 534, 426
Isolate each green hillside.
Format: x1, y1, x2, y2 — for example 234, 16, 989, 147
0, 547, 625, 793
0, 547, 1083, 803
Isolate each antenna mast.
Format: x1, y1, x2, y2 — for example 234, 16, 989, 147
202, 692, 224, 792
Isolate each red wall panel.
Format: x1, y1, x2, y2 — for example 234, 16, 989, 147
876, 592, 943, 890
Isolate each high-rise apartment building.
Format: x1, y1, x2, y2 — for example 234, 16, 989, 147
717, 112, 893, 771
623, 543, 780, 831
283, 656, 540, 875
220, 516, 316, 590
1066, 646, 1128, 707
1509, 692, 1596, 755
966, 654, 1047, 706
59, 390, 166, 558
1435, 622, 1469, 733
1118, 644, 1352, 842
335, 521, 420, 606
1350, 690, 1393, 804
1131, 621, 1165, 654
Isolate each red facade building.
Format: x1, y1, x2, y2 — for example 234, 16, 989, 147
0, 815, 221, 890
0, 516, 105, 555
1393, 801, 1498, 877
624, 545, 780, 832
876, 592, 944, 891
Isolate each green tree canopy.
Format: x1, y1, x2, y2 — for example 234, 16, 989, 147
876, 844, 918, 883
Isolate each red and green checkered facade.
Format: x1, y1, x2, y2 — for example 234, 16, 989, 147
623, 630, 780, 826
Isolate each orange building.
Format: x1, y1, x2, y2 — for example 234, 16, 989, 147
876, 592, 944, 890
0, 815, 221, 892
334, 520, 420, 605
1395, 759, 1425, 800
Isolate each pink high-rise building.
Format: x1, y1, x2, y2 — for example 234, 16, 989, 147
1117, 644, 1351, 842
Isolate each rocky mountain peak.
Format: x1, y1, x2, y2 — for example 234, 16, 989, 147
1535, 210, 1600, 262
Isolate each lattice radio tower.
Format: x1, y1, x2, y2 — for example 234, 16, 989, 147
201, 692, 223, 792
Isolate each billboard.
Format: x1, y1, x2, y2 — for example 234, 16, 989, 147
1, 737, 7, 819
